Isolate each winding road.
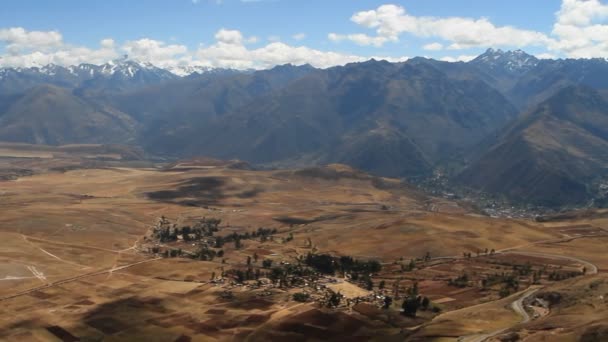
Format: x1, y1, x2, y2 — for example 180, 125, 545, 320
458, 247, 599, 342
460, 287, 540, 342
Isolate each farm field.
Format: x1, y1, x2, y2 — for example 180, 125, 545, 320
0, 145, 606, 341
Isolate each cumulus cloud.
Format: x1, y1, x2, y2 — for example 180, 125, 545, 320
332, 4, 552, 50
328, 32, 393, 47
0, 27, 63, 53
0, 30, 118, 67
122, 38, 189, 68
423, 42, 443, 51
0, 26, 382, 69
5, 1, 608, 70
195, 32, 371, 69
548, 0, 608, 58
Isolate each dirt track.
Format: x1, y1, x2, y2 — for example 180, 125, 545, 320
459, 248, 599, 342
0, 257, 161, 302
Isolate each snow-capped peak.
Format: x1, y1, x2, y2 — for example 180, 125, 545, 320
167, 64, 217, 77
99, 55, 157, 77
470, 48, 539, 73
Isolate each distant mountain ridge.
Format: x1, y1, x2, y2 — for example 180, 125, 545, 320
3, 49, 608, 206
458, 86, 608, 205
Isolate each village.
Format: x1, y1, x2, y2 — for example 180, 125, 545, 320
138, 215, 588, 324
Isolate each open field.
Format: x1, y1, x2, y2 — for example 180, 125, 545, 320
0, 145, 606, 341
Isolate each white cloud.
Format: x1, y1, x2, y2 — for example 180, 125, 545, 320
440, 55, 476, 63
0, 27, 63, 52
0, 31, 118, 67
328, 32, 393, 47
11, 1, 608, 72
0, 27, 382, 69
195, 30, 375, 69
292, 33, 306, 41
333, 4, 551, 50
122, 38, 189, 68
215, 28, 245, 45
548, 0, 608, 58
214, 28, 257, 45
423, 42, 443, 51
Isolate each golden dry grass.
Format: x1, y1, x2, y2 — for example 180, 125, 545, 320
0, 150, 601, 341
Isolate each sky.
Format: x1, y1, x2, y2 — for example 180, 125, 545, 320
1, 0, 607, 70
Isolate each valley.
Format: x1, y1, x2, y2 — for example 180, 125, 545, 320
0, 145, 606, 341
3, 48, 608, 208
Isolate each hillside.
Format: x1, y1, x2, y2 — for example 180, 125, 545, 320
140, 60, 516, 177
2, 51, 608, 205
0, 85, 137, 145
458, 86, 608, 205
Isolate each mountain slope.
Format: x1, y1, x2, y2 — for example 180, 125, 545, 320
144, 59, 517, 177
0, 85, 137, 145
458, 86, 608, 205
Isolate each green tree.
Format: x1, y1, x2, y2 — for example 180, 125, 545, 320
328, 292, 341, 307
383, 296, 393, 309
421, 297, 430, 310
365, 276, 373, 290
293, 292, 310, 302
402, 296, 419, 317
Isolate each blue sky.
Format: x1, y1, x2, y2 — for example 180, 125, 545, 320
0, 0, 606, 70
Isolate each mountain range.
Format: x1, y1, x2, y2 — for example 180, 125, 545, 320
2, 49, 608, 206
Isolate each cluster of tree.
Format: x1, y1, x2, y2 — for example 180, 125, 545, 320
191, 246, 224, 261
478, 272, 520, 297
326, 291, 343, 308
152, 217, 278, 251
499, 274, 520, 298
152, 217, 222, 243
226, 262, 318, 287
481, 272, 519, 291
150, 248, 184, 258
513, 262, 533, 276
548, 270, 583, 281
401, 283, 434, 317
229, 267, 263, 283
214, 227, 278, 249
448, 273, 470, 288
266, 264, 318, 287
304, 253, 382, 276
292, 292, 310, 302
463, 248, 495, 258
401, 259, 416, 272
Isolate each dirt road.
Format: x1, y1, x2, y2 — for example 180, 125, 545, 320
458, 247, 599, 342
0, 257, 161, 302
460, 287, 539, 342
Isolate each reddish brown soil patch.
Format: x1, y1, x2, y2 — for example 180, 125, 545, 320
353, 303, 382, 317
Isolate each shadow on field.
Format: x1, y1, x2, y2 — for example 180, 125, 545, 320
147, 176, 263, 207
